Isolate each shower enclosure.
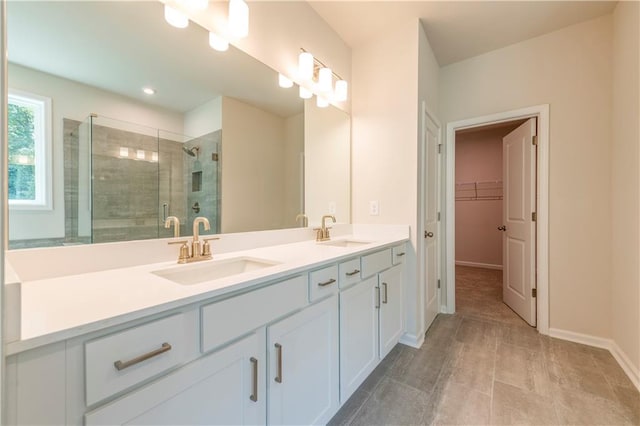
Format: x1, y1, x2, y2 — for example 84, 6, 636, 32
64, 115, 221, 245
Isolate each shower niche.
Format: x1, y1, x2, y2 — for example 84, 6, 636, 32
63, 115, 221, 245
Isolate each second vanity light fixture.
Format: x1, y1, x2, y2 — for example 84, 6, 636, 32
162, 0, 249, 52
278, 49, 348, 107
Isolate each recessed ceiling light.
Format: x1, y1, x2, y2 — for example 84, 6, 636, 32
143, 87, 156, 95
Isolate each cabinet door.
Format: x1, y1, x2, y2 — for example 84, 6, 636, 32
268, 296, 339, 426
379, 265, 404, 359
339, 276, 379, 403
85, 331, 266, 426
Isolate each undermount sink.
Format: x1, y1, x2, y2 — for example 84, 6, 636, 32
152, 257, 281, 285
319, 239, 374, 248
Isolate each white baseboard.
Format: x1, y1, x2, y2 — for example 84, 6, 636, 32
455, 260, 503, 270
399, 332, 424, 349
549, 328, 640, 392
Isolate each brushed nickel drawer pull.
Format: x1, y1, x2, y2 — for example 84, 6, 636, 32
375, 287, 381, 309
318, 278, 336, 287
275, 343, 283, 383
346, 269, 360, 276
396, 252, 406, 257
250, 357, 258, 402
382, 282, 388, 304
113, 342, 172, 371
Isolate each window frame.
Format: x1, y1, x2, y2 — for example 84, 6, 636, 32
8, 88, 53, 210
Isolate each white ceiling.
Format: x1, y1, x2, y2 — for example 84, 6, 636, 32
7, 1, 302, 117
308, 1, 618, 66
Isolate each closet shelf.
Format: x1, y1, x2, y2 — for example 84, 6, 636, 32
455, 180, 503, 201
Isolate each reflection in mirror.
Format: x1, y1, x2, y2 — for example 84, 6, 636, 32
6, 1, 349, 249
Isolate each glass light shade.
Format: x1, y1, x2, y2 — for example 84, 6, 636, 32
151, 152, 159, 162
119, 147, 129, 158
299, 86, 313, 99
136, 150, 146, 160
318, 68, 333, 93
316, 96, 329, 108
209, 32, 229, 52
298, 52, 314, 81
228, 0, 249, 38
334, 80, 348, 102
164, 5, 189, 28
278, 74, 294, 88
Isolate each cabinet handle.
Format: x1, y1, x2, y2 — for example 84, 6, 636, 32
318, 278, 336, 287
382, 282, 388, 304
396, 252, 406, 257
250, 357, 258, 402
113, 342, 172, 371
375, 287, 380, 309
346, 269, 360, 276
275, 343, 283, 383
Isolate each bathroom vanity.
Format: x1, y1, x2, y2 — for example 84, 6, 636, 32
4, 225, 409, 425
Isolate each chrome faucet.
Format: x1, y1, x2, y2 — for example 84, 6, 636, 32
314, 215, 336, 242
164, 216, 180, 238
168, 216, 219, 264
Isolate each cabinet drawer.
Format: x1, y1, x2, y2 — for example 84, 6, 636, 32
338, 258, 362, 289
392, 244, 407, 265
309, 265, 339, 302
201, 275, 307, 353
361, 249, 392, 278
85, 313, 196, 406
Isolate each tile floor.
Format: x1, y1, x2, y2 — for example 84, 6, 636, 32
328, 266, 640, 425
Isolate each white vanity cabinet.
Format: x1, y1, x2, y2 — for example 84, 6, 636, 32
85, 330, 266, 425
378, 264, 404, 358
268, 295, 339, 426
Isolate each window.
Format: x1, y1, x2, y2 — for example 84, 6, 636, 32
8, 89, 52, 209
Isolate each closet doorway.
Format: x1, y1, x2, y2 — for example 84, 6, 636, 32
443, 105, 550, 333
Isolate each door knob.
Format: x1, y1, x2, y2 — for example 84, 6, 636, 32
497, 226, 506, 231
425, 231, 434, 238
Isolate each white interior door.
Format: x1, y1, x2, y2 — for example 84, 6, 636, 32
502, 118, 537, 326
424, 113, 440, 329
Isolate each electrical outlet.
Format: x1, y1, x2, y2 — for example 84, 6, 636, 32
328, 201, 336, 214
369, 200, 379, 216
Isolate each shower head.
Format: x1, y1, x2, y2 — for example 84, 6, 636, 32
182, 146, 199, 157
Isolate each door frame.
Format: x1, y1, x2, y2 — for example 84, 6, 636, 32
418, 101, 442, 335
443, 105, 550, 335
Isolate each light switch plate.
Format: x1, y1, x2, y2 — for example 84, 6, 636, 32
328, 201, 336, 214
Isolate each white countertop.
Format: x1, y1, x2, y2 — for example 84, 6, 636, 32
7, 227, 409, 355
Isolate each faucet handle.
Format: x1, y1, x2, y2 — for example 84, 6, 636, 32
168, 240, 190, 263
202, 237, 220, 257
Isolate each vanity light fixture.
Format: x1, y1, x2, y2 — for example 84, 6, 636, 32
228, 0, 249, 38
318, 67, 333, 94
119, 147, 129, 158
299, 86, 313, 99
209, 32, 229, 52
185, 0, 208, 11
164, 4, 189, 28
151, 152, 159, 162
143, 87, 156, 95
136, 150, 146, 160
298, 51, 314, 81
278, 74, 294, 89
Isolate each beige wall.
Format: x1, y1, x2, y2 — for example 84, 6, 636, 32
304, 99, 351, 226
611, 1, 640, 375
352, 19, 440, 341
440, 15, 613, 338
220, 97, 287, 233
283, 113, 304, 228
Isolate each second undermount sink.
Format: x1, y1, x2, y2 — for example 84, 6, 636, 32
152, 257, 281, 286
319, 239, 374, 248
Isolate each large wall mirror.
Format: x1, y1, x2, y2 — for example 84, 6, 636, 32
6, 1, 351, 249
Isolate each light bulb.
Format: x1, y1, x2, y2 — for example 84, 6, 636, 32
229, 0, 249, 38
164, 5, 189, 28
317, 96, 329, 108
142, 87, 156, 95
334, 80, 348, 102
278, 74, 294, 88
209, 32, 229, 52
298, 52, 314, 81
318, 68, 333, 93
299, 86, 313, 99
